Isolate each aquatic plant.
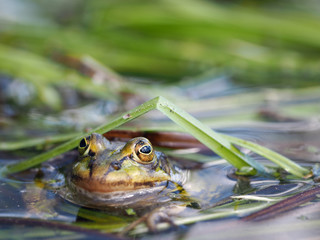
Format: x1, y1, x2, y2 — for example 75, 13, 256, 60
3, 96, 310, 178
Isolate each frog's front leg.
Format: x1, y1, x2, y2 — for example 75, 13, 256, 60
120, 205, 185, 235
146, 206, 179, 232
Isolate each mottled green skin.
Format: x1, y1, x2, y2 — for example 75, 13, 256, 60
69, 133, 185, 207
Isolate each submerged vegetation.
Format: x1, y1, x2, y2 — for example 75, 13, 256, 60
1, 0, 320, 239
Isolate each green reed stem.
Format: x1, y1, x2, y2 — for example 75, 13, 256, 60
222, 134, 311, 177
2, 96, 310, 178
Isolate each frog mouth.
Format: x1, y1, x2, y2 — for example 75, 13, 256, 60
63, 177, 172, 208
70, 172, 170, 193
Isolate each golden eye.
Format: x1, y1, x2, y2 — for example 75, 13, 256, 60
78, 137, 90, 156
135, 140, 154, 163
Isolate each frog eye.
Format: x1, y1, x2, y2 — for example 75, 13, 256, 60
140, 145, 152, 154
135, 140, 154, 163
78, 137, 90, 155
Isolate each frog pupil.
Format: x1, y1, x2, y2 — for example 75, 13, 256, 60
140, 145, 151, 154
79, 138, 87, 148
89, 150, 96, 157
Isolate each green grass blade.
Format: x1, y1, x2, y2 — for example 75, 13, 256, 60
222, 134, 310, 177
1, 97, 159, 175
2, 96, 308, 178
156, 96, 267, 173
0, 133, 80, 151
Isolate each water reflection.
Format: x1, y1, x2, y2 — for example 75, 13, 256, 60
0, 148, 316, 237
218, 120, 320, 162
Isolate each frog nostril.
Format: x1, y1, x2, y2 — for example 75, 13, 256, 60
111, 161, 121, 170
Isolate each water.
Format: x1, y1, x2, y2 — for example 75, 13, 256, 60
0, 144, 316, 239
0, 76, 319, 239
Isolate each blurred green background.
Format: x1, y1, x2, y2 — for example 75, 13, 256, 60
0, 0, 320, 113
1, 0, 320, 82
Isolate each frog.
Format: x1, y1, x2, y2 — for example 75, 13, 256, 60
18, 132, 238, 233
61, 133, 193, 231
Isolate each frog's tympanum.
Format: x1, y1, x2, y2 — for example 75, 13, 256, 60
64, 133, 188, 211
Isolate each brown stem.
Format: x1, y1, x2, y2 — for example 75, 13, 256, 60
242, 185, 320, 221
